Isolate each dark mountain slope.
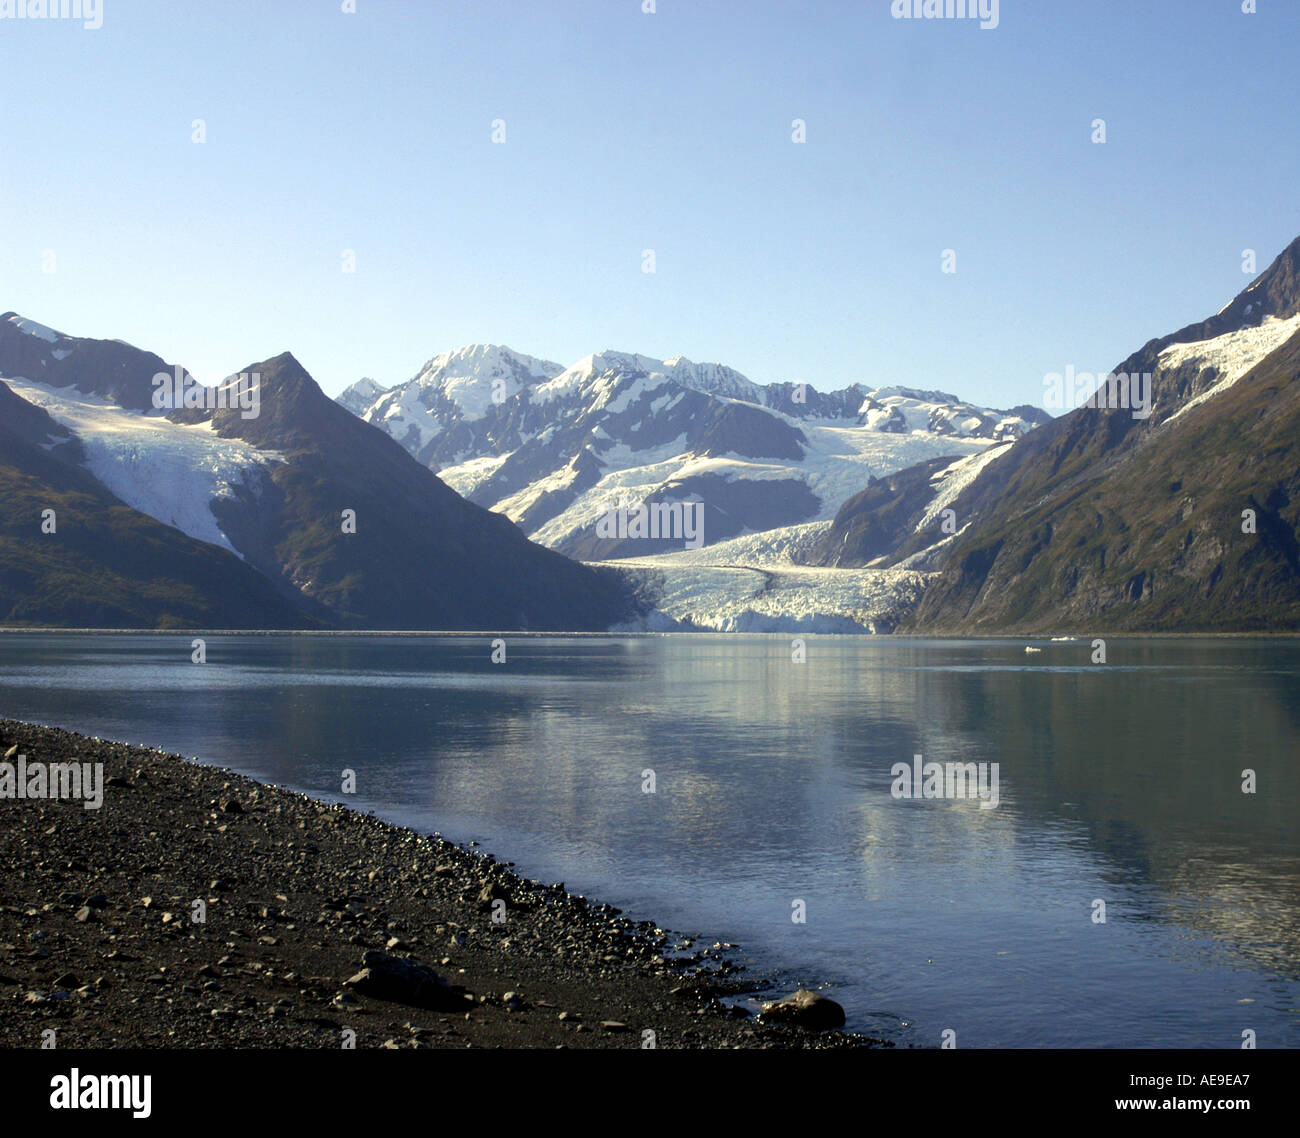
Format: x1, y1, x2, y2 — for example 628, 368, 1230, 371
905, 237, 1300, 633
806, 455, 965, 568
0, 312, 169, 411
184, 353, 632, 630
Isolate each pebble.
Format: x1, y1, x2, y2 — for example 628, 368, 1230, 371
0, 718, 879, 1052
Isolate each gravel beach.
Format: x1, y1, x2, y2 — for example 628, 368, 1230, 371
0, 718, 884, 1050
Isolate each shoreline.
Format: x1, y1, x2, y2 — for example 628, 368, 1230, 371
0, 718, 882, 1049
3, 627, 1298, 638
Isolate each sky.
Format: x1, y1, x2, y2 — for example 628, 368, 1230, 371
2, 0, 1298, 409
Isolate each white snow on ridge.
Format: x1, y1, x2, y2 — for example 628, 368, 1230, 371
435, 452, 512, 499
440, 371, 516, 422
404, 345, 563, 423
6, 315, 61, 343
854, 388, 1006, 440
336, 376, 389, 414
372, 384, 444, 450
487, 419, 995, 553
602, 371, 671, 415
3, 376, 282, 556
796, 421, 989, 525
893, 524, 970, 570
660, 356, 763, 402
342, 339, 1043, 560
494, 455, 587, 523
530, 351, 761, 409
1159, 313, 1300, 426
522, 436, 692, 547
531, 352, 659, 407
915, 444, 1011, 532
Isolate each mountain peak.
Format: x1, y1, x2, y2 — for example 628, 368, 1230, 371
662, 357, 761, 401
574, 350, 661, 375
395, 345, 565, 423
1101, 231, 1300, 421
260, 350, 307, 373
416, 343, 563, 381
183, 350, 333, 449
337, 376, 390, 415
552, 351, 762, 403
0, 313, 171, 411
1197, 233, 1300, 334
1235, 232, 1300, 319
1, 312, 65, 344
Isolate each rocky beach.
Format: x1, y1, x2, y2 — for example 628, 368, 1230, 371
0, 718, 882, 1050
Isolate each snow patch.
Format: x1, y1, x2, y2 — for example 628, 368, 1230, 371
6, 315, 60, 343
915, 444, 1010, 532
1159, 313, 1300, 425
2, 376, 283, 556
435, 451, 512, 499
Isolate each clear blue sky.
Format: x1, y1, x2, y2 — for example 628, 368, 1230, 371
2, 0, 1297, 407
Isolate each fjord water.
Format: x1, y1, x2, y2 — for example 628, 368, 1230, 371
1, 633, 1296, 1048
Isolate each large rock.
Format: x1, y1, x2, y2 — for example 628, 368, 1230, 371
477, 880, 511, 907
344, 952, 469, 1011
759, 989, 846, 1030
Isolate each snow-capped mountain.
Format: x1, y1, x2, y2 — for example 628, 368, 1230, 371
0, 322, 311, 629
339, 346, 1049, 559
593, 232, 1300, 634
901, 233, 1300, 633
335, 375, 388, 416
0, 313, 632, 631
338, 345, 565, 469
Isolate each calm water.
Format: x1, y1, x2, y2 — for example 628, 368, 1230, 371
1, 632, 1297, 1048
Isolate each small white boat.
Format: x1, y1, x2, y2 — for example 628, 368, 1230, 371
1024, 646, 1042, 654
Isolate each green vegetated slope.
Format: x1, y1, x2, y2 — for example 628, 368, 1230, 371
907, 239, 1300, 634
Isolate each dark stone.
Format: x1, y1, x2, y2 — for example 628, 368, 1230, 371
477, 881, 511, 909
343, 952, 468, 1011
759, 989, 846, 1030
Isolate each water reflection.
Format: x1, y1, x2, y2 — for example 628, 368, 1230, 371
0, 632, 1296, 1047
